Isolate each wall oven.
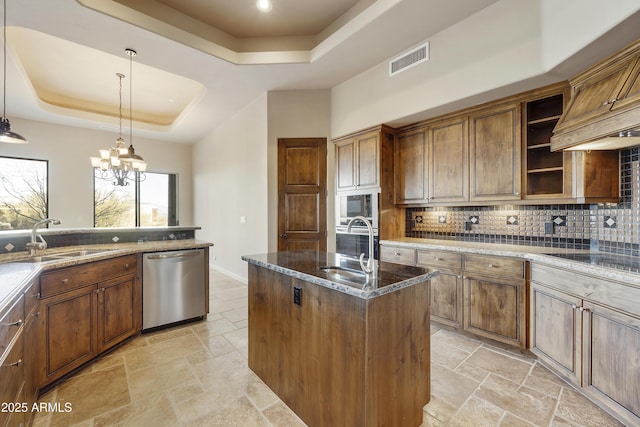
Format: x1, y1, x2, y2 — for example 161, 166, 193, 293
335, 193, 379, 260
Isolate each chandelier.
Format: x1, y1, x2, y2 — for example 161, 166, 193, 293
90, 49, 146, 186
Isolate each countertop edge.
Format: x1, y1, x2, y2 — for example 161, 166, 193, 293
242, 254, 438, 300
380, 239, 639, 285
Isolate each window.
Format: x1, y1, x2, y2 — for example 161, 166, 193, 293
0, 156, 49, 230
94, 171, 177, 227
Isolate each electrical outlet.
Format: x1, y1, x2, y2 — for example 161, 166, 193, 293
464, 221, 472, 231
544, 222, 554, 235
293, 287, 302, 306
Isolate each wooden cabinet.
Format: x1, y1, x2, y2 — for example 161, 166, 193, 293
248, 263, 430, 427
463, 254, 527, 348
379, 245, 416, 265
40, 255, 139, 386
530, 263, 640, 426
23, 280, 43, 426
552, 38, 640, 150
0, 295, 26, 427
524, 86, 619, 202
335, 127, 389, 193
470, 103, 522, 202
417, 250, 463, 329
394, 117, 468, 205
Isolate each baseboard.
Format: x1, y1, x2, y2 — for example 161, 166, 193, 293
209, 263, 248, 284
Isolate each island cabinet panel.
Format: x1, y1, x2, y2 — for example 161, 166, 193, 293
247, 264, 430, 427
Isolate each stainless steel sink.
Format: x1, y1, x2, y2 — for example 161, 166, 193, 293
18, 249, 115, 263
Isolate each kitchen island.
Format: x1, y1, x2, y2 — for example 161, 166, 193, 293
242, 251, 438, 427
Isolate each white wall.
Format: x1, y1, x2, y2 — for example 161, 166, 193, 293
193, 94, 269, 281
0, 117, 193, 228
331, 0, 640, 138
267, 90, 333, 253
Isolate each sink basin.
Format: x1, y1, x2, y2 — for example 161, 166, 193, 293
17, 249, 115, 263
319, 265, 368, 280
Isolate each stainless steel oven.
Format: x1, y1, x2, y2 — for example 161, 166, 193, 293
336, 193, 378, 228
335, 192, 379, 259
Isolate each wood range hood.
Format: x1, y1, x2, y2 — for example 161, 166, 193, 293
550, 37, 640, 151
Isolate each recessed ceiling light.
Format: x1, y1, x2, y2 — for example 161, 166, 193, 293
256, 0, 272, 12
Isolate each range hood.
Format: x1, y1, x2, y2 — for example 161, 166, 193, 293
550, 37, 640, 152
562, 130, 640, 151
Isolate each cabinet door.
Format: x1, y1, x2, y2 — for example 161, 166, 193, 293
464, 275, 526, 347
394, 127, 427, 204
470, 104, 521, 201
42, 284, 97, 386
429, 117, 468, 203
97, 273, 138, 352
582, 302, 640, 423
530, 284, 581, 384
355, 131, 380, 190
335, 140, 356, 192
0, 329, 24, 427
430, 272, 463, 329
610, 55, 640, 112
554, 54, 639, 133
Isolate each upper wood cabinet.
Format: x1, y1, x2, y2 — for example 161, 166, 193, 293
394, 117, 468, 205
335, 126, 394, 193
552, 38, 640, 150
470, 103, 522, 202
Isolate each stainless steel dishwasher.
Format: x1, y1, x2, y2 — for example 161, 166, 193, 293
142, 248, 206, 330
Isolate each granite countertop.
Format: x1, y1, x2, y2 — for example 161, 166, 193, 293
242, 251, 438, 300
0, 239, 213, 315
381, 238, 640, 285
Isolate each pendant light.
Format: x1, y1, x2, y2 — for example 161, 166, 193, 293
0, 0, 26, 144
90, 49, 146, 186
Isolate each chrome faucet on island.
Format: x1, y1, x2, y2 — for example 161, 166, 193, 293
346, 215, 378, 280
26, 218, 62, 256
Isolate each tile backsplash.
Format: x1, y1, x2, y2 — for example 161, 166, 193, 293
406, 147, 640, 257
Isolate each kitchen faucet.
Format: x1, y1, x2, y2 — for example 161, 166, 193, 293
26, 218, 62, 256
346, 215, 378, 280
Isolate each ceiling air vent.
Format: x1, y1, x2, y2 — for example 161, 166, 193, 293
389, 42, 429, 76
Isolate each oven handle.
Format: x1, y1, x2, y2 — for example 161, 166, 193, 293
336, 227, 378, 236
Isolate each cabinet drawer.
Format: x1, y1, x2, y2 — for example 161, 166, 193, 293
41, 265, 100, 298
464, 254, 524, 280
0, 328, 24, 416
97, 255, 137, 282
380, 246, 416, 265
0, 296, 24, 355
417, 250, 462, 271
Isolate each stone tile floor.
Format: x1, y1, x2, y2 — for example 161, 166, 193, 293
32, 270, 624, 426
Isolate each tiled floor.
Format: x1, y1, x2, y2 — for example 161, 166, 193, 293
32, 270, 624, 426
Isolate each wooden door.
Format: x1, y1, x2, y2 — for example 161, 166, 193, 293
394, 127, 427, 204
278, 138, 327, 252
470, 104, 521, 201
98, 273, 137, 352
42, 284, 97, 385
530, 284, 581, 384
429, 117, 469, 203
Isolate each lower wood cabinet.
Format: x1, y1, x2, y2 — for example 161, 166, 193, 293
531, 263, 640, 426
383, 245, 527, 348
40, 255, 139, 386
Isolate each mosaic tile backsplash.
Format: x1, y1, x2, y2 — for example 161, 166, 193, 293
406, 147, 640, 257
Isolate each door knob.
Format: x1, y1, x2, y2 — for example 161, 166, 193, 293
280, 234, 288, 239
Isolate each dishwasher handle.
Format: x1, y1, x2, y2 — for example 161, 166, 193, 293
145, 250, 202, 260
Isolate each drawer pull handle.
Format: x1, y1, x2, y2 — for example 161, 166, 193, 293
61, 278, 69, 284
4, 319, 23, 327
487, 264, 494, 268
394, 252, 401, 256
35, 292, 41, 299
4, 359, 22, 367
124, 263, 130, 269
571, 304, 577, 310
434, 257, 440, 261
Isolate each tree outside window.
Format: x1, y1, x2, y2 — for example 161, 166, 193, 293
0, 157, 48, 230
94, 171, 177, 227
